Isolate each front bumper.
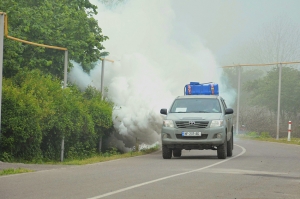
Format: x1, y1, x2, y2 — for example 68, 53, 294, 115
161, 126, 226, 149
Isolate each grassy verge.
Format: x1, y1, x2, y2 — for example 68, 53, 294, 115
0, 168, 34, 176
236, 132, 300, 145
45, 145, 160, 165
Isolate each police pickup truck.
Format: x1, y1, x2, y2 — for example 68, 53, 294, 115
160, 82, 234, 159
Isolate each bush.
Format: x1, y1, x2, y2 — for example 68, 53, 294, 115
0, 69, 113, 162
260, 132, 271, 138
1, 77, 43, 161
246, 131, 259, 138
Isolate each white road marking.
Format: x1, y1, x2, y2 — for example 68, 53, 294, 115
87, 144, 246, 199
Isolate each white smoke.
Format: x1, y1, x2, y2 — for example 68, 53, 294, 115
69, 0, 236, 150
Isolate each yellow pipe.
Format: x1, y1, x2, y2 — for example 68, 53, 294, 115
101, 58, 114, 63
1, 12, 67, 50
6, 35, 67, 51
0, 12, 7, 36
222, 61, 300, 68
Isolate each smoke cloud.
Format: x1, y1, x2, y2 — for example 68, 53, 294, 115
69, 0, 235, 150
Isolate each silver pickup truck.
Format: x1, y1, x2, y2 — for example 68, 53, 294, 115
160, 94, 234, 159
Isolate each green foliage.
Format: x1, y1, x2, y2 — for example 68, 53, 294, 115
0, 0, 114, 162
0, 0, 108, 78
0, 69, 113, 161
244, 131, 271, 139
2, 76, 43, 160
260, 132, 271, 138
102, 147, 120, 157
0, 152, 13, 162
237, 134, 300, 145
222, 68, 265, 107
83, 86, 113, 150
245, 131, 259, 138
67, 146, 97, 160
54, 145, 159, 165
0, 168, 34, 176
244, 67, 300, 116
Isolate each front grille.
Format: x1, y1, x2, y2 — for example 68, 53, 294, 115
176, 134, 208, 140
175, 121, 209, 129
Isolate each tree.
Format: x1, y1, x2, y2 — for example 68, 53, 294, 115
0, 0, 108, 78
221, 16, 300, 134
244, 67, 300, 118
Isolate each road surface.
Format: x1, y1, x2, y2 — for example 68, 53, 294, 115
0, 139, 299, 199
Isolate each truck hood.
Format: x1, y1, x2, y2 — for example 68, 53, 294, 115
166, 113, 222, 121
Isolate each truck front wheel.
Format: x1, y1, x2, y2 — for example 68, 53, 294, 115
227, 132, 233, 157
162, 145, 172, 159
217, 139, 227, 159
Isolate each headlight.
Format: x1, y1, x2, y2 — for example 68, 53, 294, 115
163, 120, 174, 128
210, 120, 224, 127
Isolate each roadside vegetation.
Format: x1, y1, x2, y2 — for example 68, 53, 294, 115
0, 145, 159, 176
0, 168, 34, 176
1, 69, 114, 162
0, 145, 160, 168
49, 145, 160, 165
0, 0, 114, 163
236, 132, 300, 145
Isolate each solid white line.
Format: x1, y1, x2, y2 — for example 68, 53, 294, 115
87, 144, 246, 199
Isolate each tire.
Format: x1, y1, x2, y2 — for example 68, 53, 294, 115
173, 149, 182, 157
162, 145, 172, 159
217, 138, 227, 159
227, 132, 233, 157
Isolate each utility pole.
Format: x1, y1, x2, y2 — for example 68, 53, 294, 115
100, 58, 105, 100
99, 58, 114, 153
276, 63, 282, 140
235, 66, 241, 135
0, 13, 5, 144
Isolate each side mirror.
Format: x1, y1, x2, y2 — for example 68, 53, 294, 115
225, 108, 234, 114
160, 108, 167, 115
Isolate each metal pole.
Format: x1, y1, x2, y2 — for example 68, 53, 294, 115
99, 136, 102, 153
63, 50, 68, 89
0, 14, 5, 144
287, 121, 291, 141
100, 58, 105, 98
235, 66, 241, 135
276, 63, 282, 140
61, 136, 64, 162
61, 50, 68, 162
98, 58, 105, 153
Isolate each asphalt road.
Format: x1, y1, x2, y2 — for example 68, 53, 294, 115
0, 139, 299, 199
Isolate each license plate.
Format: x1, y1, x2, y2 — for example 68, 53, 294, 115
182, 132, 201, 136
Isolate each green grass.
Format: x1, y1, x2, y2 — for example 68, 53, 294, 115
0, 146, 160, 176
0, 168, 34, 176
236, 132, 300, 145
45, 145, 160, 165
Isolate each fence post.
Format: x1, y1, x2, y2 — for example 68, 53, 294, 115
135, 137, 139, 151
0, 13, 5, 146
287, 121, 291, 141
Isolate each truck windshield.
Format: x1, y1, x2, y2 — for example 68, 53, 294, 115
170, 98, 221, 113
